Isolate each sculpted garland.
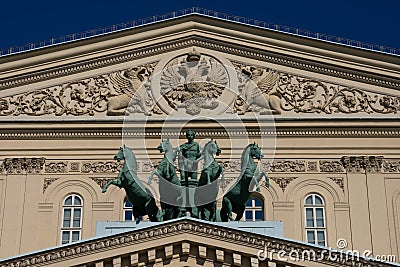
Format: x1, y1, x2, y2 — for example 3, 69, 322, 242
232, 61, 400, 115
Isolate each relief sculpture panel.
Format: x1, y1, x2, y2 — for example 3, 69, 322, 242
0, 50, 399, 117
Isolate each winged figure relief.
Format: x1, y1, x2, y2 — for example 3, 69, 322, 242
235, 67, 282, 115
160, 54, 228, 115
107, 66, 152, 116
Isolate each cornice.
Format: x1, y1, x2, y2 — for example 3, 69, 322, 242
1, 128, 399, 139
1, 36, 399, 93
0, 218, 394, 267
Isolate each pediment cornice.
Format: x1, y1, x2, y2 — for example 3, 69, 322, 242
0, 218, 395, 267
1, 33, 399, 92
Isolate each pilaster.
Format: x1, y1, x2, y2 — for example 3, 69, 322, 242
341, 156, 372, 252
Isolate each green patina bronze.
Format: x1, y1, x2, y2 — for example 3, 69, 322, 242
148, 139, 182, 220
220, 143, 269, 222
102, 145, 162, 223
177, 129, 202, 217
195, 139, 224, 221
104, 136, 269, 223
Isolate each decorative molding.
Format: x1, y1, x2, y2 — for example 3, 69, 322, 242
307, 161, 318, 172
261, 160, 306, 172
3, 157, 45, 174
1, 37, 398, 94
269, 177, 297, 191
220, 160, 241, 172
0, 219, 392, 267
319, 160, 345, 173
69, 162, 80, 172
383, 160, 400, 173
328, 177, 345, 191
91, 178, 115, 189
340, 156, 383, 173
0, 63, 157, 117
232, 61, 400, 115
159, 51, 229, 115
2, 128, 400, 139
43, 178, 60, 193
45, 162, 68, 173
81, 161, 122, 173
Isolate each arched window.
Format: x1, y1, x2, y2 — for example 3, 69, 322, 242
244, 195, 264, 221
123, 199, 134, 221
304, 194, 326, 246
61, 194, 82, 244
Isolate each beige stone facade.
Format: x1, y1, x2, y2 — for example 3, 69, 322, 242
0, 13, 399, 266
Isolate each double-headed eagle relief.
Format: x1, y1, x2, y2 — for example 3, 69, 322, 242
160, 49, 229, 115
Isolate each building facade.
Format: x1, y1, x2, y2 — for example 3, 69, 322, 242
0, 9, 399, 266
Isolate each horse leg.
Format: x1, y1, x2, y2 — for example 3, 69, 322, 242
102, 179, 121, 193
219, 165, 225, 183
235, 205, 245, 221
132, 207, 141, 224
162, 202, 177, 221
147, 169, 158, 184
209, 201, 217, 222
221, 197, 233, 221
145, 197, 161, 222
262, 172, 270, 188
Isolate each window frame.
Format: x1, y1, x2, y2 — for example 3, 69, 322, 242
244, 195, 264, 221
304, 193, 327, 246
60, 194, 83, 245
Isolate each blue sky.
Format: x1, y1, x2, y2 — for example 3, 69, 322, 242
1, 0, 399, 52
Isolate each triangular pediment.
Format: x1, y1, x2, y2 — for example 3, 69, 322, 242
0, 218, 393, 267
0, 14, 399, 120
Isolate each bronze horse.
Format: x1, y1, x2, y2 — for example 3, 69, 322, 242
102, 146, 161, 223
195, 139, 224, 221
220, 143, 269, 221
148, 139, 182, 220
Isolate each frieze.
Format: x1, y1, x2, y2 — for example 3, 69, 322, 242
220, 160, 241, 172
43, 178, 60, 193
383, 160, 400, 173
307, 161, 318, 172
3, 157, 45, 174
319, 160, 345, 173
269, 177, 297, 192
262, 160, 306, 172
0, 62, 157, 117
341, 156, 383, 173
69, 162, 80, 172
0, 219, 391, 267
45, 162, 68, 173
81, 161, 123, 173
232, 61, 400, 115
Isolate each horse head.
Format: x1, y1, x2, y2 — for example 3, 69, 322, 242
158, 139, 173, 153
249, 143, 263, 160
204, 139, 221, 156
114, 146, 125, 161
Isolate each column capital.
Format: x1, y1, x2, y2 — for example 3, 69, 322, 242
340, 156, 383, 173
